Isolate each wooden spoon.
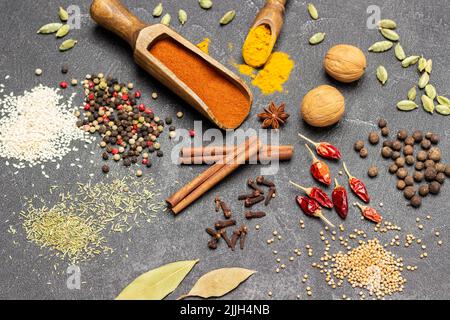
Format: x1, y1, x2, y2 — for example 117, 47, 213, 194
243, 0, 287, 67
90, 0, 253, 130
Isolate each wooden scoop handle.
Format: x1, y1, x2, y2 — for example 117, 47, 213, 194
90, 0, 147, 48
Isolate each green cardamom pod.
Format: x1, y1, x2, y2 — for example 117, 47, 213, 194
59, 39, 77, 51
437, 96, 450, 106
37, 22, 63, 34
425, 84, 436, 100
309, 32, 326, 45
199, 0, 213, 10
219, 10, 236, 25
178, 10, 187, 25
421, 95, 435, 114
378, 19, 397, 29
153, 3, 163, 17
55, 24, 70, 38
307, 3, 319, 20
418, 72, 430, 89
58, 7, 69, 22
394, 43, 406, 61
376, 65, 388, 85
397, 100, 418, 111
418, 57, 427, 72
368, 41, 393, 52
425, 59, 433, 74
161, 13, 171, 26
401, 55, 420, 68
380, 28, 399, 41
407, 86, 417, 101
436, 104, 450, 116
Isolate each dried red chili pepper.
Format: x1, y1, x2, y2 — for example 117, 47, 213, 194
355, 202, 382, 223
305, 144, 332, 185
289, 180, 333, 209
343, 162, 370, 203
332, 178, 348, 219
298, 133, 342, 160
296, 196, 335, 228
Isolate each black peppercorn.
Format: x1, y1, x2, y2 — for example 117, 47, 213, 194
421, 139, 431, 150
123, 158, 131, 167
169, 126, 176, 131
403, 186, 416, 199
419, 185, 429, 197
359, 148, 368, 158
381, 147, 393, 158
392, 140, 402, 151
157, 150, 164, 157
397, 129, 408, 140
395, 157, 405, 167
378, 118, 387, 128
368, 132, 379, 145
412, 130, 423, 143
61, 64, 69, 74
429, 181, 441, 194
102, 152, 109, 160
410, 195, 422, 208
413, 171, 424, 182
397, 168, 408, 179
381, 127, 390, 137
397, 180, 406, 190
389, 164, 399, 174
416, 150, 427, 162
101, 165, 110, 173
368, 166, 378, 178
354, 140, 364, 152
405, 155, 415, 166
404, 176, 414, 186
425, 167, 437, 181
430, 134, 440, 144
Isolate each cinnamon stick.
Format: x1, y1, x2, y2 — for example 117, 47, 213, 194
181, 145, 292, 158
168, 136, 260, 215
179, 145, 293, 164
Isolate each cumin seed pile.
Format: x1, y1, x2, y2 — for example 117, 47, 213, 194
21, 176, 165, 264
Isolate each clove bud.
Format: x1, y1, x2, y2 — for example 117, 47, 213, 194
239, 225, 248, 250
220, 201, 232, 219
244, 195, 265, 207
247, 178, 264, 194
208, 238, 218, 249
256, 175, 275, 187
214, 196, 221, 212
219, 229, 232, 248
245, 211, 266, 219
214, 219, 236, 230
264, 187, 276, 206
238, 190, 261, 200
230, 228, 241, 251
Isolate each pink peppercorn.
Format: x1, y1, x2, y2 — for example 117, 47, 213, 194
189, 129, 196, 137
117, 105, 123, 111
146, 141, 153, 147
111, 148, 119, 155
60, 81, 68, 89
142, 158, 149, 165
135, 90, 141, 98
84, 104, 90, 111
144, 108, 152, 114
138, 104, 145, 112
122, 94, 128, 101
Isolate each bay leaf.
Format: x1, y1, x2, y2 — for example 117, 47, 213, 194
179, 267, 256, 299
116, 259, 199, 300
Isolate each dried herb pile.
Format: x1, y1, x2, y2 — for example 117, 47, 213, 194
21, 176, 164, 264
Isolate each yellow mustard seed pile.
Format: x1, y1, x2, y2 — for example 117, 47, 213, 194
319, 239, 406, 298
21, 176, 164, 264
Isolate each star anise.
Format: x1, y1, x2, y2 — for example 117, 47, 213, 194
257, 102, 290, 129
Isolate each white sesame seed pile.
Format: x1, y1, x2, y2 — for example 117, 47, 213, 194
0, 84, 93, 168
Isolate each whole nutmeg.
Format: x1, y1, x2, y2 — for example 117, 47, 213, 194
301, 85, 345, 127
323, 44, 367, 83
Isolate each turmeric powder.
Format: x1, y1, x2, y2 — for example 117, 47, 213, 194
242, 24, 273, 68
251, 52, 295, 95
196, 38, 210, 54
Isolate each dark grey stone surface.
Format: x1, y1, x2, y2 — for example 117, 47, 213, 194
0, 0, 449, 300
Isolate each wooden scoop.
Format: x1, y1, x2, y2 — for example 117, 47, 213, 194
90, 0, 253, 130
243, 0, 287, 67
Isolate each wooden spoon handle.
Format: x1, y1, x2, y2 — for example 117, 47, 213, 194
90, 0, 147, 48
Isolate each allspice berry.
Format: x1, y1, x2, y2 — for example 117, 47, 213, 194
404, 136, 415, 146
429, 181, 441, 194
396, 180, 406, 190
405, 155, 415, 166
395, 157, 405, 167
396, 168, 408, 179
430, 133, 440, 144
404, 176, 414, 186
425, 132, 433, 139
392, 140, 402, 151
381, 127, 390, 137
415, 161, 424, 171
435, 163, 446, 173
389, 164, 398, 174
354, 140, 365, 151
412, 130, 423, 143
359, 148, 368, 158
397, 129, 408, 140
368, 132, 379, 145
445, 164, 450, 177
419, 185, 429, 197
368, 166, 378, 178
383, 140, 393, 148
421, 139, 431, 150
424, 167, 437, 181
391, 151, 401, 160
413, 171, 424, 182
435, 172, 446, 184
410, 195, 422, 208
403, 186, 416, 199
427, 147, 441, 162
416, 150, 427, 162
323, 44, 367, 83
403, 145, 414, 156
424, 160, 435, 168
381, 146, 393, 158
378, 118, 387, 128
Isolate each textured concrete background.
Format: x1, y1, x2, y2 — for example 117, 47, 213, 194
0, 0, 449, 300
